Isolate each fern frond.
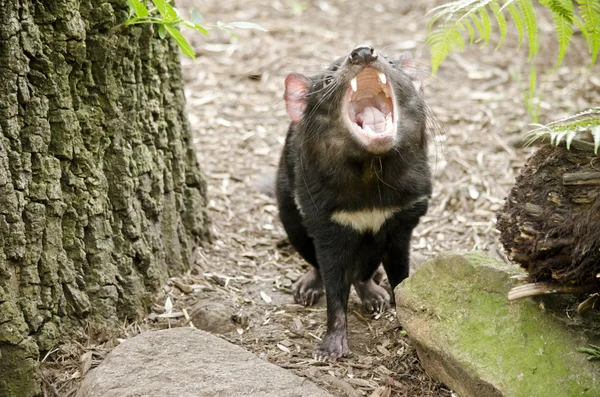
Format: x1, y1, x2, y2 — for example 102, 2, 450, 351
547, 0, 575, 20
529, 107, 600, 131
565, 130, 577, 149
464, 18, 477, 43
555, 130, 568, 145
429, 0, 487, 26
517, 0, 539, 59
540, 0, 574, 67
577, 0, 600, 65
471, 12, 486, 43
479, 7, 493, 44
458, 0, 495, 22
427, 22, 466, 74
506, 2, 525, 49
490, 2, 508, 48
498, 0, 518, 12
426, 0, 599, 77
526, 107, 600, 153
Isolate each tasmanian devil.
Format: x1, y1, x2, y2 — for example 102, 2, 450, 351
276, 45, 432, 360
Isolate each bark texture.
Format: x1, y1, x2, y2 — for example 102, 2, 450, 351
0, 1, 209, 395
497, 143, 600, 289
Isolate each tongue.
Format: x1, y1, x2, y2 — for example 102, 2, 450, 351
356, 106, 387, 134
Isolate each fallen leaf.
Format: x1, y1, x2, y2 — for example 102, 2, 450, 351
370, 386, 391, 397
260, 290, 272, 303
80, 351, 93, 376
277, 343, 291, 353
164, 296, 173, 314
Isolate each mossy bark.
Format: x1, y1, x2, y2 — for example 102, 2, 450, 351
0, 1, 209, 395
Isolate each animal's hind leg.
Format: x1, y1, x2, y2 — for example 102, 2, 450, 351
278, 192, 323, 306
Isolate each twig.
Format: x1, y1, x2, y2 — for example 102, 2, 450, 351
508, 282, 596, 301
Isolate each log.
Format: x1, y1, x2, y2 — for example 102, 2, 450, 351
497, 143, 600, 291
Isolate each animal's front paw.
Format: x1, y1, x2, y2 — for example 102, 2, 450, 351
314, 330, 349, 361
292, 268, 324, 306
354, 280, 390, 313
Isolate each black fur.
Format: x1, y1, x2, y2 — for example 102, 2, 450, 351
276, 48, 432, 360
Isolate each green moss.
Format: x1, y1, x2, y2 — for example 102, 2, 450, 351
37, 321, 59, 351
0, 340, 40, 397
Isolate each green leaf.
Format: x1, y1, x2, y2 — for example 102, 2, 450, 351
158, 24, 167, 39
517, 0, 539, 59
152, 0, 178, 22
506, 2, 525, 49
577, 0, 600, 66
457, 0, 494, 22
547, 0, 575, 20
181, 18, 209, 35
191, 8, 204, 25
426, 22, 465, 74
470, 13, 485, 43
554, 130, 567, 146
431, 0, 486, 25
128, 0, 149, 18
565, 130, 576, 149
218, 21, 268, 32
215, 21, 238, 37
464, 18, 476, 43
164, 24, 196, 59
540, 0, 574, 67
490, 2, 507, 49
193, 24, 209, 36
479, 7, 492, 45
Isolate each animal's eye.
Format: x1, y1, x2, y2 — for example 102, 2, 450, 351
323, 76, 333, 88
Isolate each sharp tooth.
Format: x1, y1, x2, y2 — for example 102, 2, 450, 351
351, 77, 357, 92
378, 72, 386, 84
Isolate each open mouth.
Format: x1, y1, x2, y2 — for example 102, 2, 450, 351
344, 68, 396, 151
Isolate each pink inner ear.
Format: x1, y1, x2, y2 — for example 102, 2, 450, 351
284, 74, 310, 122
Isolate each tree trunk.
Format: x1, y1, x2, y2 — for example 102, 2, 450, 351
0, 1, 209, 395
497, 142, 600, 291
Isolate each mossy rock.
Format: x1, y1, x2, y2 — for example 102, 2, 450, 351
395, 253, 600, 397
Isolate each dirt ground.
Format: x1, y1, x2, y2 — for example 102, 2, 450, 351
44, 1, 600, 396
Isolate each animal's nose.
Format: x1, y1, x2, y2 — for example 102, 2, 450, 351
349, 45, 377, 65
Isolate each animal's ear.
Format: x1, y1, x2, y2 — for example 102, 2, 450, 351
284, 74, 310, 122
397, 52, 423, 94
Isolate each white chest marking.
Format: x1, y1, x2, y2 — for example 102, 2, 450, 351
331, 196, 429, 233
331, 207, 399, 233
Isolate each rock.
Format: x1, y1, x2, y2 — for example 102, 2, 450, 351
409, 251, 427, 275
395, 253, 600, 397
77, 327, 333, 397
189, 298, 236, 334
